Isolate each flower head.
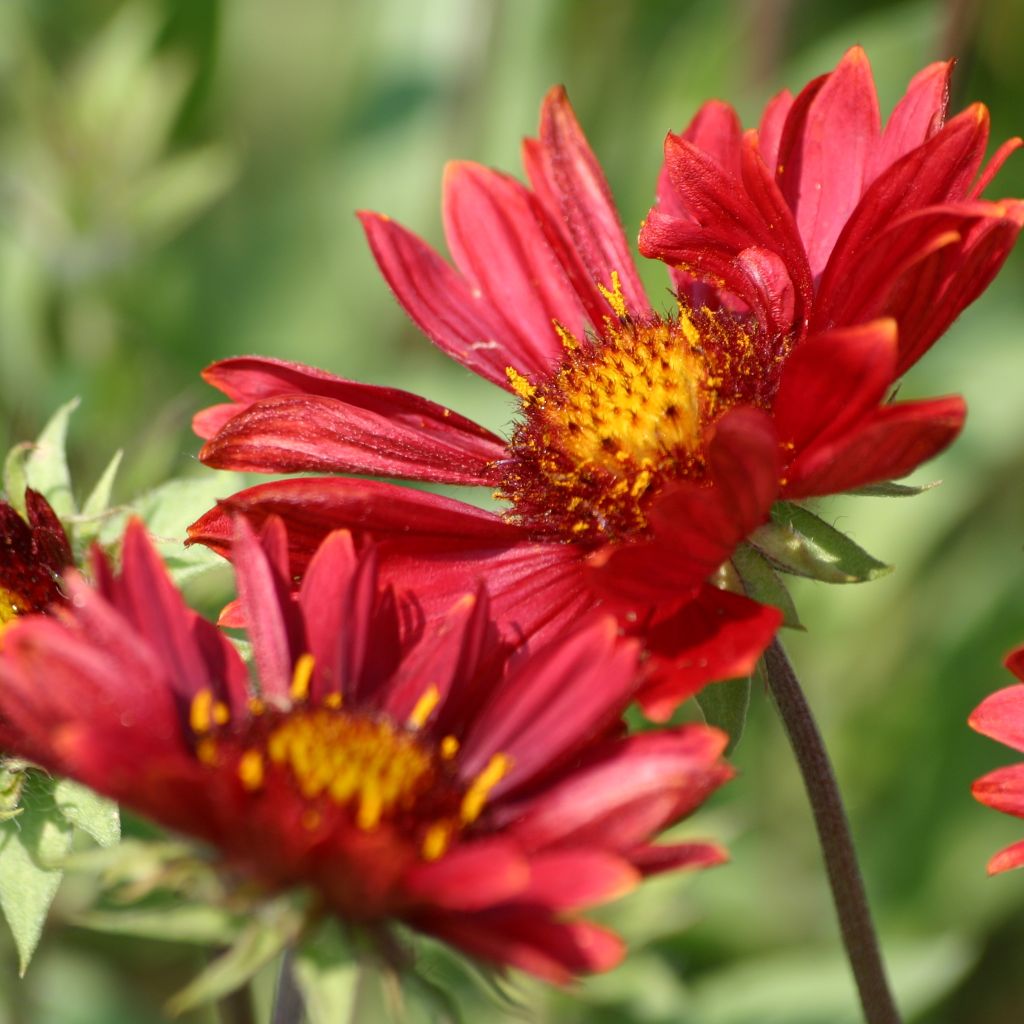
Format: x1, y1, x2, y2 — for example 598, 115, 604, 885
0, 489, 72, 627
0, 518, 732, 981
189, 49, 1020, 716
970, 645, 1024, 875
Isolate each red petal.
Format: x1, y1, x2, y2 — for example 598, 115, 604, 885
200, 393, 501, 485
782, 395, 965, 498
773, 319, 898, 453
988, 839, 1024, 875
970, 684, 1024, 753
404, 841, 531, 911
231, 517, 300, 700
626, 841, 728, 876
443, 161, 589, 357
532, 87, 649, 317
869, 60, 952, 180
758, 89, 794, 174
417, 909, 624, 982
814, 103, 992, 329
776, 46, 881, 277
1006, 646, 1024, 682
504, 726, 732, 852
358, 211, 541, 386
522, 850, 639, 909
973, 763, 1024, 818
458, 616, 638, 798
638, 586, 781, 720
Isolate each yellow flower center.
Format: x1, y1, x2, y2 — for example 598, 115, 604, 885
499, 300, 766, 542
0, 588, 23, 626
189, 673, 510, 862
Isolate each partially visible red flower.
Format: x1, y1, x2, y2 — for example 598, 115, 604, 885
0, 518, 733, 982
0, 489, 72, 627
188, 49, 1021, 717
970, 645, 1024, 875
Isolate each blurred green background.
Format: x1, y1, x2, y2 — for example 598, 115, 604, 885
2, 0, 1024, 1021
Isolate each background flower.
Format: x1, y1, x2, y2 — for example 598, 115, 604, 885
0, 518, 733, 984
4, 1, 1024, 1020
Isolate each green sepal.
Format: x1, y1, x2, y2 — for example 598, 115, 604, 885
0, 773, 74, 974
696, 675, 751, 754
165, 896, 304, 1016
750, 501, 893, 584
22, 397, 80, 519
846, 479, 939, 498
102, 472, 246, 587
293, 920, 361, 1024
53, 778, 120, 848
2, 443, 31, 514
731, 544, 803, 629
76, 448, 125, 548
73, 904, 246, 946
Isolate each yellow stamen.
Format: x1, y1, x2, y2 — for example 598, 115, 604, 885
323, 692, 343, 709
212, 701, 230, 726
196, 738, 218, 765
460, 753, 511, 824
290, 653, 315, 703
407, 685, 441, 730
421, 823, 451, 861
597, 269, 628, 319
238, 750, 265, 790
248, 697, 266, 716
190, 690, 215, 734
440, 735, 460, 759
506, 366, 535, 400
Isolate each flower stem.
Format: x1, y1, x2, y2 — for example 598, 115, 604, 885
761, 638, 901, 1024
270, 950, 304, 1024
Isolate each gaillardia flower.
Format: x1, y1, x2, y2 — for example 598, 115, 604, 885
0, 489, 73, 627
189, 48, 1021, 717
970, 645, 1024, 874
0, 518, 733, 981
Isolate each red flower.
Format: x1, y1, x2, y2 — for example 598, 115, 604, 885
970, 645, 1024, 875
0, 489, 73, 627
0, 518, 733, 981
189, 49, 1020, 717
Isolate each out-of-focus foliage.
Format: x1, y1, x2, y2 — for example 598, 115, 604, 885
1, 0, 1023, 1021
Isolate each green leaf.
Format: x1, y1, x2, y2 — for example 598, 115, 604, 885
75, 448, 124, 547
23, 398, 81, 518
696, 675, 751, 753
165, 899, 301, 1015
293, 921, 360, 1024
53, 778, 120, 847
73, 904, 245, 945
749, 502, 893, 584
0, 773, 74, 974
103, 471, 246, 587
2, 442, 30, 513
731, 544, 803, 629
846, 479, 939, 498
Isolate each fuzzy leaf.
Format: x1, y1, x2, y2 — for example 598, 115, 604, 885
53, 778, 120, 847
23, 398, 81, 519
165, 900, 301, 1015
731, 544, 803, 629
293, 921, 360, 1024
2, 442, 30, 514
750, 502, 893, 584
76, 448, 125, 547
847, 479, 939, 498
0, 774, 74, 974
73, 904, 245, 945
696, 675, 751, 753
102, 472, 246, 586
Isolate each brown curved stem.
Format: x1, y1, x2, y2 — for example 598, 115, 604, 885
762, 638, 901, 1024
